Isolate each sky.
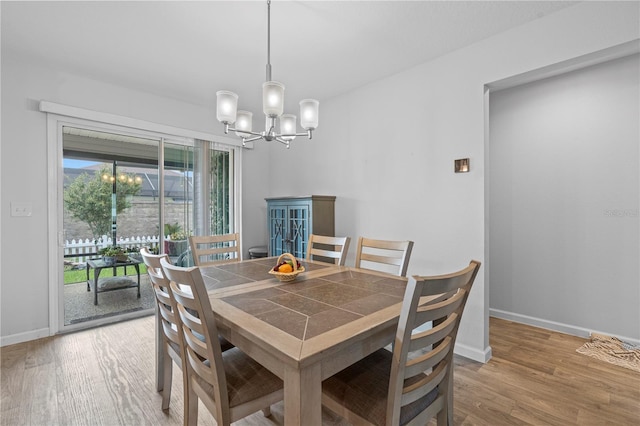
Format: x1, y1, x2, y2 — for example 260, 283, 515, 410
64, 159, 100, 169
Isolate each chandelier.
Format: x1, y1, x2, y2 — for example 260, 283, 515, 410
102, 172, 142, 185
215, 0, 319, 149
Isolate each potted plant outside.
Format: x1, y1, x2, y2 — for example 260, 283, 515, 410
126, 246, 143, 262
164, 223, 190, 256
98, 246, 127, 265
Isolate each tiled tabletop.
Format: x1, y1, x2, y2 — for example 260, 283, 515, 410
220, 269, 407, 340
206, 258, 410, 426
199, 257, 331, 292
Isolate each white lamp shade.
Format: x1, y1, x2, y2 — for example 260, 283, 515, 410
235, 110, 253, 138
280, 114, 297, 141
216, 91, 238, 123
299, 99, 319, 130
262, 81, 285, 117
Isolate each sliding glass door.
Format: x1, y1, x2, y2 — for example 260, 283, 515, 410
62, 127, 161, 325
162, 141, 194, 264
192, 141, 235, 236
60, 126, 237, 330
209, 145, 234, 236
160, 141, 235, 265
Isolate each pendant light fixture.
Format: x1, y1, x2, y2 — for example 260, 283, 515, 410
216, 0, 319, 149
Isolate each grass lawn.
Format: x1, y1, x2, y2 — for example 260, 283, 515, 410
64, 264, 148, 285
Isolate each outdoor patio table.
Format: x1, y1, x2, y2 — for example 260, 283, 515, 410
86, 257, 141, 305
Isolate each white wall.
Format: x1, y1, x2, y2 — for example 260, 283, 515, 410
0, 51, 269, 343
260, 2, 640, 361
1, 2, 638, 357
240, 142, 272, 253
489, 54, 639, 341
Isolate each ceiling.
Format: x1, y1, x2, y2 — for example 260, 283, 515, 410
2, 1, 578, 116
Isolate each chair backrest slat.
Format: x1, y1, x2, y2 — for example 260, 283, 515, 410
189, 233, 241, 267
400, 362, 447, 406
414, 291, 465, 325
306, 234, 351, 266
406, 336, 452, 377
354, 237, 414, 277
409, 314, 458, 352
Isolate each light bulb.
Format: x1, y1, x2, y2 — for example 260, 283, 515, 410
280, 114, 297, 141
235, 110, 253, 138
216, 91, 238, 123
300, 99, 319, 130
262, 81, 285, 117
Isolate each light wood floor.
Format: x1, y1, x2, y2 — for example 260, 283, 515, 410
1, 315, 638, 425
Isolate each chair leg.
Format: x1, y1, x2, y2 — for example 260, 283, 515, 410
155, 305, 164, 393
181, 359, 190, 425
162, 346, 173, 410
186, 376, 198, 426
261, 406, 272, 417
437, 407, 448, 425
447, 370, 454, 425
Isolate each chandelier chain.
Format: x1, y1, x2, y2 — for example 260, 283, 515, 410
266, 0, 271, 81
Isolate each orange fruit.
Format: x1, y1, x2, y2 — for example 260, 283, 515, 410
278, 263, 293, 273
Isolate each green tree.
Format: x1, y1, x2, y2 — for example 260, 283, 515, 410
64, 165, 142, 240
211, 150, 230, 234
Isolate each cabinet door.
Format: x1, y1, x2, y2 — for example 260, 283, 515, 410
268, 204, 287, 257
287, 203, 310, 258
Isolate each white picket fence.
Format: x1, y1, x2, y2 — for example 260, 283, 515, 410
63, 235, 161, 261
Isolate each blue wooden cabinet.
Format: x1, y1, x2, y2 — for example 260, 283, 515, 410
266, 195, 335, 259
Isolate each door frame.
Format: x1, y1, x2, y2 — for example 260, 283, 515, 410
43, 101, 243, 335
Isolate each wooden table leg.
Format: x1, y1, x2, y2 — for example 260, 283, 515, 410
284, 363, 322, 426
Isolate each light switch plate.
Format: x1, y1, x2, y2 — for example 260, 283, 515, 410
11, 202, 32, 217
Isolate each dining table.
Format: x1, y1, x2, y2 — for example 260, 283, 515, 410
155, 256, 411, 426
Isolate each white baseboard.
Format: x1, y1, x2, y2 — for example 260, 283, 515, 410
1, 328, 51, 347
454, 342, 492, 363
490, 308, 640, 346
416, 321, 492, 364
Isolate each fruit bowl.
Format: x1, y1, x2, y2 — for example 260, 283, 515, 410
269, 253, 305, 282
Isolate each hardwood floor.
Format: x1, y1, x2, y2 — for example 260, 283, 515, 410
453, 319, 639, 425
1, 316, 638, 425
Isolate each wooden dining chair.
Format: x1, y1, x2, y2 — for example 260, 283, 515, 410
322, 260, 481, 426
306, 234, 351, 265
354, 237, 414, 277
141, 248, 233, 419
159, 258, 284, 426
140, 247, 188, 415
189, 233, 241, 267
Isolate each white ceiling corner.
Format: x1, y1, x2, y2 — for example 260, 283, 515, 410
2, 1, 579, 115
